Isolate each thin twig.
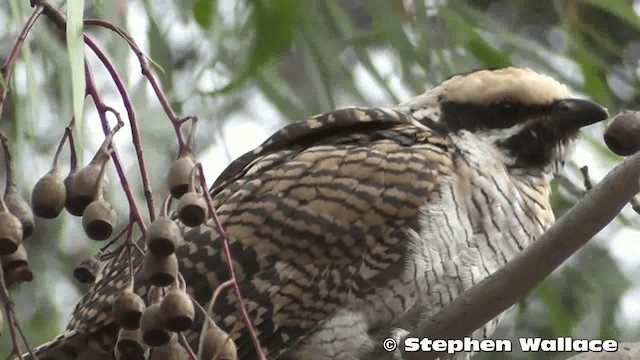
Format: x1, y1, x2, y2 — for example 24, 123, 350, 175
95, 222, 135, 262
0, 132, 16, 195
580, 165, 594, 191
124, 223, 135, 291
197, 279, 234, 359
0, 4, 44, 117
178, 332, 197, 360
82, 38, 156, 224
51, 125, 71, 168
0, 265, 25, 359
30, 0, 156, 225
82, 19, 186, 149
161, 194, 173, 218
11, 315, 37, 360
84, 61, 148, 234
580, 165, 640, 215
66, 121, 78, 174
195, 163, 266, 360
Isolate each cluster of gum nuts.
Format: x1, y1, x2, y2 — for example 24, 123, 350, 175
113, 146, 235, 359
0, 128, 236, 359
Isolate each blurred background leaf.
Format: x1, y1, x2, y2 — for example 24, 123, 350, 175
1, 1, 640, 357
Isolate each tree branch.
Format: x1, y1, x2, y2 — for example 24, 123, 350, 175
402, 151, 640, 360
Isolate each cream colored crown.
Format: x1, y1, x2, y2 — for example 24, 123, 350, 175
400, 67, 570, 111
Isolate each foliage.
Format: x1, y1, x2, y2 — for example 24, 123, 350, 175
0, 0, 639, 357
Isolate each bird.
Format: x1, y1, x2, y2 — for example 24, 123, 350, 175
23, 67, 608, 360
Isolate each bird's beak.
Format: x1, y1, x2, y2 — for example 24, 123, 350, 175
551, 98, 609, 131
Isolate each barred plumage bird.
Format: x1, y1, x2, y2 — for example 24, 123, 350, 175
25, 67, 607, 359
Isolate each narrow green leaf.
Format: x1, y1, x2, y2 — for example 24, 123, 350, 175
254, 68, 307, 122
326, 0, 401, 103
579, 0, 640, 30
0, 73, 6, 92
147, 15, 173, 92
66, 0, 85, 132
467, 36, 511, 69
574, 51, 613, 106
211, 0, 300, 94
440, 8, 511, 69
193, 0, 215, 29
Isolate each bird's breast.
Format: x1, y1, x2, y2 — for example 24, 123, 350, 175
408, 163, 553, 314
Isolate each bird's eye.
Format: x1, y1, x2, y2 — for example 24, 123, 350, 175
497, 102, 518, 118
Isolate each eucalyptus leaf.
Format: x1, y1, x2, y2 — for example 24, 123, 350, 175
66, 0, 85, 135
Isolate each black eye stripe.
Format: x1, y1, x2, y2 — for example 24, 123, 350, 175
496, 101, 519, 117
439, 101, 544, 132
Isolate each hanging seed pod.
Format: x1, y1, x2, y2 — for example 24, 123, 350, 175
116, 328, 146, 360
67, 128, 115, 215
82, 198, 117, 240
4, 184, 34, 239
1, 134, 34, 238
80, 144, 115, 241
0, 243, 28, 270
73, 256, 103, 284
2, 263, 33, 289
177, 192, 207, 227
64, 167, 109, 216
1, 244, 33, 288
113, 291, 147, 330
68, 164, 110, 216
143, 252, 178, 287
168, 149, 195, 200
32, 165, 67, 218
169, 120, 197, 200
146, 217, 183, 256
149, 337, 188, 360
141, 303, 173, 347
0, 198, 23, 255
64, 170, 83, 216
201, 327, 237, 360
160, 288, 194, 332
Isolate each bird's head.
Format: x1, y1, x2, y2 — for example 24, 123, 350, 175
399, 67, 609, 173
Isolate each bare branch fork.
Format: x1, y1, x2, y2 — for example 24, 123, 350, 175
403, 152, 640, 360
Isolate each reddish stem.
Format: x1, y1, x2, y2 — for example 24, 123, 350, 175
197, 279, 234, 358
82, 19, 186, 150
52, 126, 71, 168
0, 263, 24, 359
195, 163, 266, 360
0, 132, 16, 194
27, 0, 155, 224
161, 194, 173, 218
178, 333, 197, 360
0, 4, 44, 115
84, 61, 147, 234
66, 122, 78, 173
82, 37, 156, 223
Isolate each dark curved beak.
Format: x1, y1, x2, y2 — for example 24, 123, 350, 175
552, 98, 609, 130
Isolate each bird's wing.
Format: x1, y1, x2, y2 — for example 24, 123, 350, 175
27, 107, 453, 360
179, 107, 454, 358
